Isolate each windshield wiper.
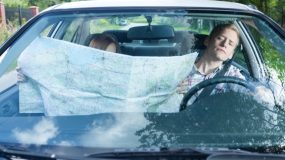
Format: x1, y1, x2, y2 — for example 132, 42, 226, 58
0, 144, 56, 160
207, 147, 285, 160
87, 147, 285, 159
208, 152, 285, 160
87, 147, 210, 159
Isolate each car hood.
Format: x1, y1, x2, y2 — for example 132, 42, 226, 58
1, 95, 285, 150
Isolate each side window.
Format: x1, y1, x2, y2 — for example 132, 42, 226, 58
242, 18, 285, 107
232, 44, 249, 72
62, 19, 82, 42
243, 19, 285, 86
188, 19, 213, 34
90, 19, 110, 34
40, 23, 55, 37
89, 18, 123, 34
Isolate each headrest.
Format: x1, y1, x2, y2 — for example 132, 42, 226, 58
127, 25, 175, 40
193, 34, 208, 50
103, 30, 131, 43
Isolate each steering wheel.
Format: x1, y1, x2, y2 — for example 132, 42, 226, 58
179, 76, 256, 111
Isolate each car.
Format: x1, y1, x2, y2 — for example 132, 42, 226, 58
115, 18, 128, 26
0, 0, 285, 159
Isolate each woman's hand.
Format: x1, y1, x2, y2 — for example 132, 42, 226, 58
16, 67, 27, 82
176, 79, 189, 94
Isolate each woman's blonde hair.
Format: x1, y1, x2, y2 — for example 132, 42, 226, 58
208, 23, 240, 45
89, 33, 120, 53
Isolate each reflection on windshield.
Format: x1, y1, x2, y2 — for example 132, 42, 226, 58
9, 113, 151, 148
2, 101, 285, 150
136, 92, 285, 148
13, 118, 58, 145
80, 113, 149, 147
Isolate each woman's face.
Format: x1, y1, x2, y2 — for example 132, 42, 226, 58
89, 40, 117, 53
105, 42, 117, 53
205, 28, 239, 62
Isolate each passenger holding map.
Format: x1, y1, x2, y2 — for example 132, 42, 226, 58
88, 33, 120, 53
17, 34, 198, 115
17, 33, 120, 82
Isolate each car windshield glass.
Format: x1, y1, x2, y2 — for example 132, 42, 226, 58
0, 9, 285, 155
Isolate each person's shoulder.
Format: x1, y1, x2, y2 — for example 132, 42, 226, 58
228, 64, 240, 71
226, 65, 245, 79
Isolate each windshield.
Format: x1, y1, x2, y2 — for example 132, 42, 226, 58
0, 9, 285, 156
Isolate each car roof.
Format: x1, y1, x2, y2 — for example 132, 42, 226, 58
45, 0, 257, 12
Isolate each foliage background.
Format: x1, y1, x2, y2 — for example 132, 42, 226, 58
0, 0, 284, 44
220, 0, 285, 28
1, 0, 284, 27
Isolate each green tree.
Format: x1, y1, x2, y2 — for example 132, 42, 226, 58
221, 0, 285, 28
2, 0, 29, 7
275, 0, 285, 27
27, 0, 81, 11
28, 0, 62, 10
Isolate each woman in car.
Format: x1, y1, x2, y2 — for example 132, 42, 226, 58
17, 33, 120, 82
88, 33, 120, 53
178, 24, 243, 93
177, 23, 274, 105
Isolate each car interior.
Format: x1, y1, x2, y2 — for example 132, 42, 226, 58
85, 26, 209, 56
0, 14, 254, 116
83, 24, 250, 78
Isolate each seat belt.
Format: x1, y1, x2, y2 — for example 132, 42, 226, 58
194, 59, 233, 103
